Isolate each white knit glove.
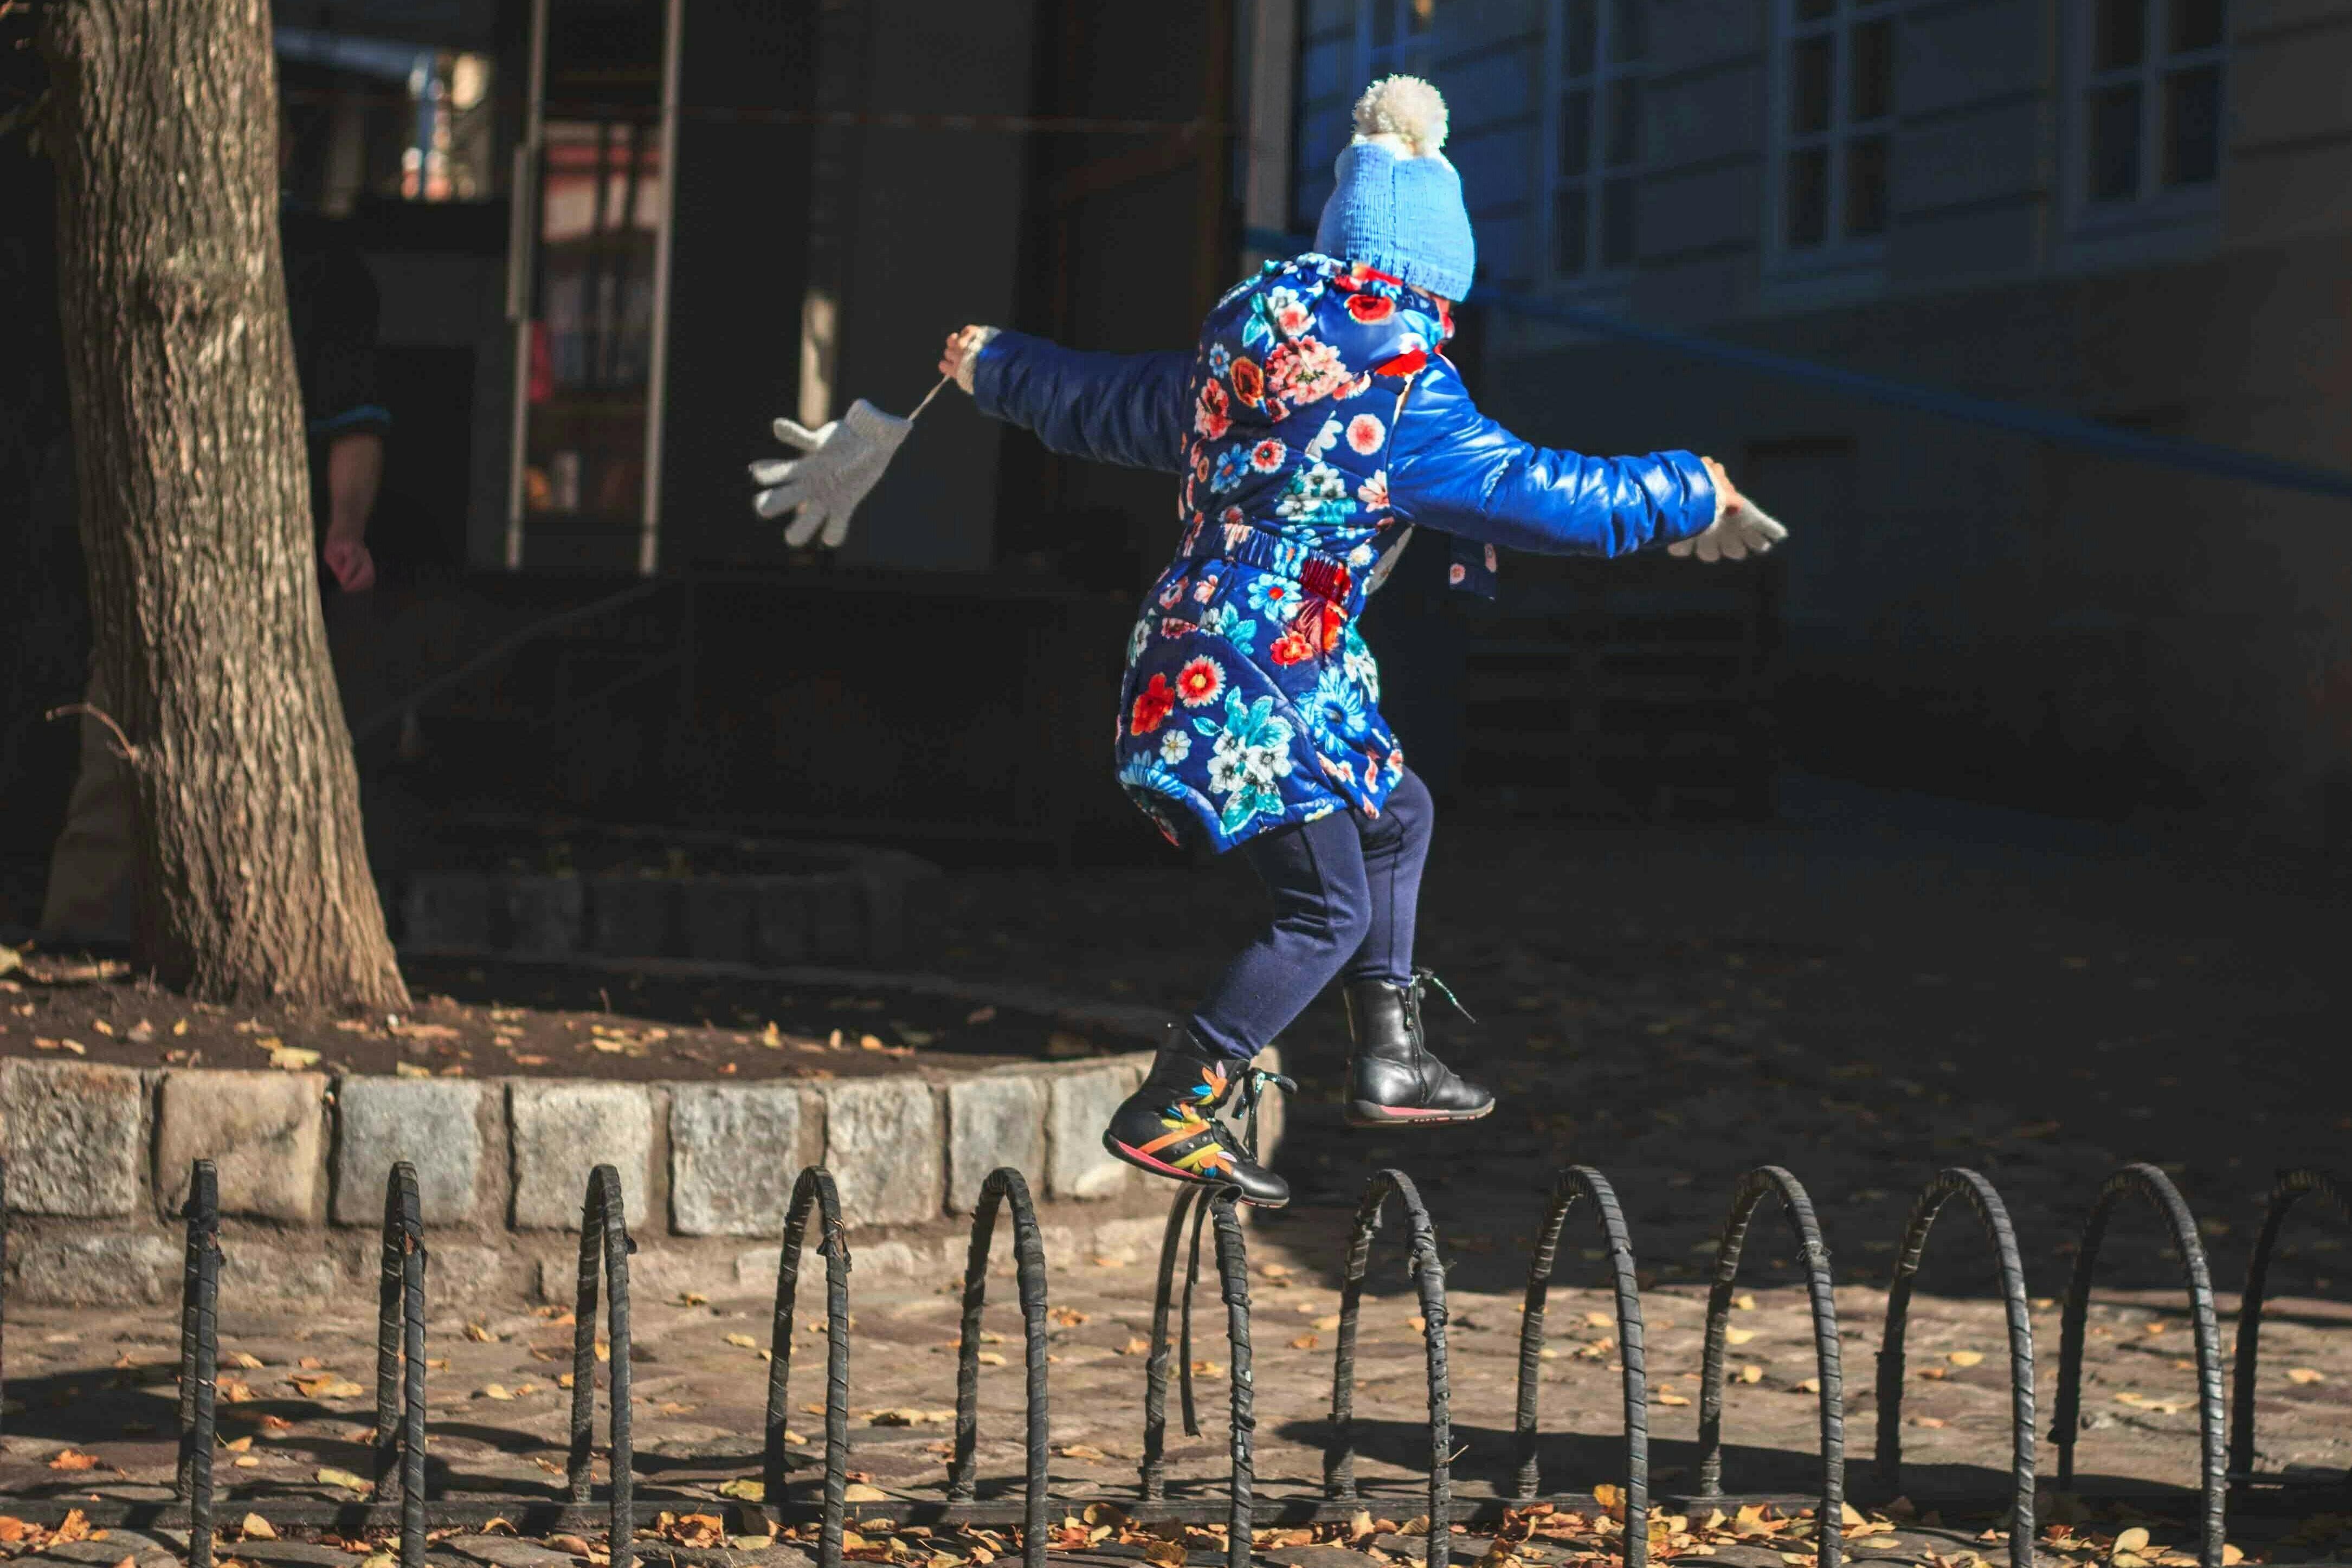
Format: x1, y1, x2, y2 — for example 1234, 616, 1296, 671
749, 399, 912, 549
1668, 501, 1789, 563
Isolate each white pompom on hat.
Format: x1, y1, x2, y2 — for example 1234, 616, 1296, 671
1351, 74, 1450, 158
1312, 75, 1477, 300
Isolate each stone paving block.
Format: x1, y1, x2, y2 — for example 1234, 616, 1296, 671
944, 1073, 1047, 1212
508, 1081, 654, 1230
671, 1082, 804, 1236
399, 870, 492, 948
225, 1238, 343, 1301
1, 1059, 145, 1217
445, 1535, 592, 1568
753, 877, 811, 964
501, 874, 584, 956
427, 1243, 513, 1302
1045, 1063, 1133, 1201
680, 877, 758, 963
11, 1231, 182, 1305
333, 1076, 490, 1227
591, 874, 678, 957
156, 1070, 330, 1222
822, 1078, 941, 1227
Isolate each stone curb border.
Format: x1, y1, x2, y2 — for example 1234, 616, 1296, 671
1, 959, 1277, 1309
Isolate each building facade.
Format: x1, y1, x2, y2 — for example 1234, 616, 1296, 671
1285, 0, 2352, 841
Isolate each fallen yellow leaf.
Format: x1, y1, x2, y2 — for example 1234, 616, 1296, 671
240, 1514, 277, 1541
1724, 1327, 1756, 1346
725, 1333, 760, 1350
843, 1483, 888, 1502
2286, 1367, 2324, 1384
2113, 1527, 2151, 1558
315, 1466, 371, 1494
290, 1372, 366, 1400
1947, 1350, 1985, 1367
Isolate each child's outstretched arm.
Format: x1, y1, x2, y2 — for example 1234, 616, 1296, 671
1387, 356, 1730, 557
943, 325, 1190, 474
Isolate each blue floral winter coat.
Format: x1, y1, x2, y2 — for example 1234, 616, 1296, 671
972, 254, 1721, 853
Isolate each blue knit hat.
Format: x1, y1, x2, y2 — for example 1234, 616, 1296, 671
1311, 76, 1475, 301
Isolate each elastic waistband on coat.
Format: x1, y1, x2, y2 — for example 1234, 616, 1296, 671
1181, 525, 1364, 616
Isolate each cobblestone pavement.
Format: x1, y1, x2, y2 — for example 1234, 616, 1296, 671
4, 780, 2349, 1565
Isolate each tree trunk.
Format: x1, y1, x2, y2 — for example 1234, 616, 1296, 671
37, 0, 408, 1010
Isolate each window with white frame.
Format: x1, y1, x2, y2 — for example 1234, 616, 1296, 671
2082, 0, 2227, 207
1553, 0, 1649, 277
1777, 0, 1895, 252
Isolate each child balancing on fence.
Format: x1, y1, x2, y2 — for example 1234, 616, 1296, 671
749, 77, 1787, 1208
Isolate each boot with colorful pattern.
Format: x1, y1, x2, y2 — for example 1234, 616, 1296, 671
1101, 1031, 1290, 1207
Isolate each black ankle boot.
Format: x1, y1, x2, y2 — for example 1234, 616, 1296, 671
1342, 971, 1496, 1127
1102, 1031, 1291, 1207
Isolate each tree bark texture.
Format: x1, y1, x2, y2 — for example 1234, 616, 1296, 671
37, 0, 408, 1009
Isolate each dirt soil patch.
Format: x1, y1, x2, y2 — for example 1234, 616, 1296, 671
0, 949, 1135, 1082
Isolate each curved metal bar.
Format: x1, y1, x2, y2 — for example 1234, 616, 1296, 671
1325, 1169, 1455, 1568
1140, 1185, 1207, 1500
1872, 1169, 2033, 1568
1693, 1166, 1842, 1568
2229, 1167, 2351, 1485
763, 1166, 853, 1568
946, 1169, 1053, 1568
373, 1163, 430, 1568
175, 1160, 221, 1568
1511, 1165, 1648, 1567
566, 1166, 636, 1568
1209, 1192, 1255, 1568
1179, 1188, 1214, 1438
2052, 1164, 2225, 1568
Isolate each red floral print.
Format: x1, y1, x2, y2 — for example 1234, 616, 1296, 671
1346, 414, 1384, 454
1130, 674, 1175, 735
1194, 379, 1231, 440
1268, 629, 1316, 667
1346, 293, 1395, 324
1176, 655, 1226, 707
1230, 356, 1264, 405
1264, 338, 1349, 406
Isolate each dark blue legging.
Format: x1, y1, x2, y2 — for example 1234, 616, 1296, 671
1189, 767, 1433, 1061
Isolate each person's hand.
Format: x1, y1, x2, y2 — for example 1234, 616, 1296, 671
1699, 454, 1745, 518
322, 532, 376, 592
939, 325, 998, 393
749, 399, 916, 549
1666, 455, 1786, 562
